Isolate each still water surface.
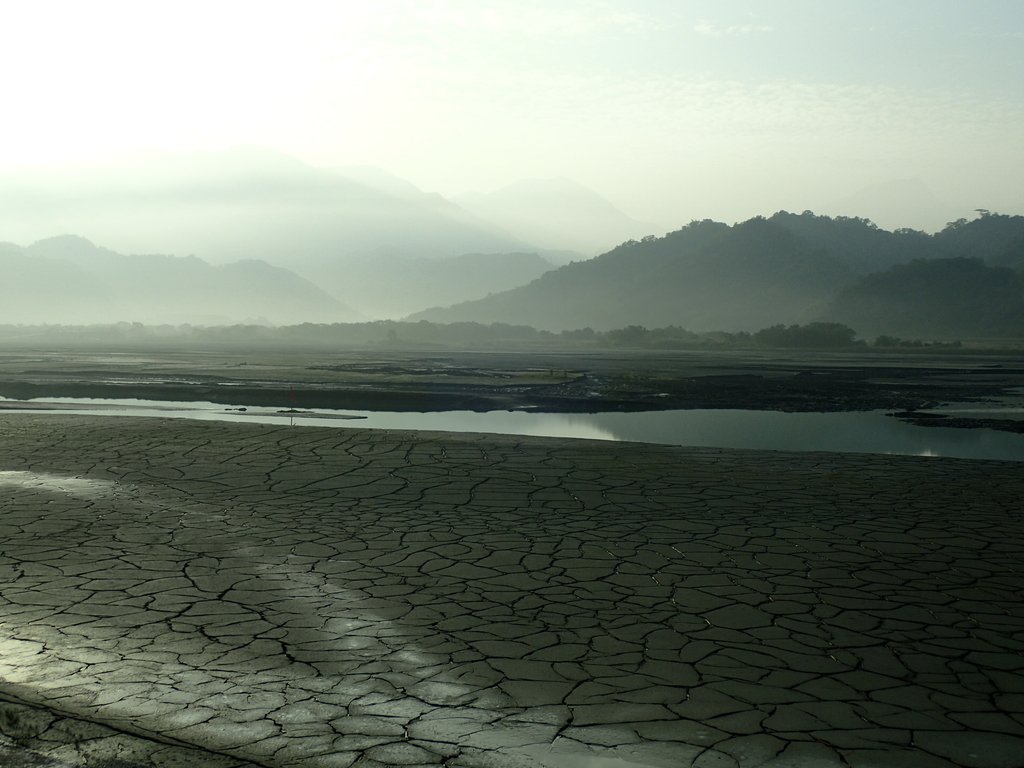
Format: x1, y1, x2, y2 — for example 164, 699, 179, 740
3, 397, 1024, 461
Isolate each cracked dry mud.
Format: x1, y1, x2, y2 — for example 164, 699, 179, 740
0, 414, 1022, 768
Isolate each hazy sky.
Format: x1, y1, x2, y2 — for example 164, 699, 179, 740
2, 0, 1022, 231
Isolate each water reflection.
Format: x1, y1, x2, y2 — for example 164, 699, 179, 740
574, 409, 1024, 461
2, 398, 1024, 461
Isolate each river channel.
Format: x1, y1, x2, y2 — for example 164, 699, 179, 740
3, 397, 1024, 461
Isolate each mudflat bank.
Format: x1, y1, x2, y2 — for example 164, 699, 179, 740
1, 348, 1023, 429
0, 415, 1022, 767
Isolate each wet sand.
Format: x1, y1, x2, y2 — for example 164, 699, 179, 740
0, 414, 1022, 767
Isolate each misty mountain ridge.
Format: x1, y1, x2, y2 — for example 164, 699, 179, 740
3, 233, 558, 325
456, 177, 656, 256
2, 150, 644, 312
6, 194, 1023, 337
1, 235, 360, 325
0, 149, 532, 269
335, 165, 439, 201
412, 211, 1024, 337
320, 251, 556, 319
3, 149, 641, 266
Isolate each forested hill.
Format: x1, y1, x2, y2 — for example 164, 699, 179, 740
931, 212, 1024, 270
771, 210, 1024, 272
411, 212, 1024, 337
827, 258, 1024, 338
412, 217, 851, 332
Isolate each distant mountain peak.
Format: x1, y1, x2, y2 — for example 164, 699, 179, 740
455, 177, 655, 255
31, 233, 98, 249
336, 165, 427, 199
27, 234, 107, 260
0, 150, 531, 266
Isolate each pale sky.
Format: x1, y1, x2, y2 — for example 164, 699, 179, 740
2, 0, 1022, 232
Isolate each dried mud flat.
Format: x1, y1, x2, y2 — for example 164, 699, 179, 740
0, 414, 1022, 768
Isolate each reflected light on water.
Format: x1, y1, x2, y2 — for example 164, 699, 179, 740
2, 398, 1024, 461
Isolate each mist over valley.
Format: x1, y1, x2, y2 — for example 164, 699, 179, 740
2, 146, 1021, 340
8, 167, 1020, 342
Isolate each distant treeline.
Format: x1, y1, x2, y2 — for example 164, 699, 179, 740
0, 320, 987, 351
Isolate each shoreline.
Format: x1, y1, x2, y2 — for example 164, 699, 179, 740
2, 346, 1023, 423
